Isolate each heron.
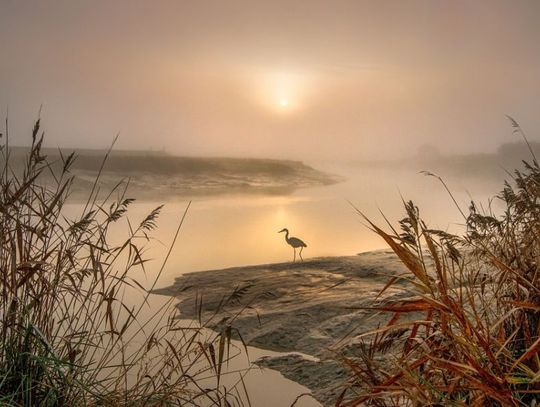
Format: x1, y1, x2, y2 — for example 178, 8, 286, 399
278, 228, 307, 262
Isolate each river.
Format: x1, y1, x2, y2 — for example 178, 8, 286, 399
65, 161, 504, 406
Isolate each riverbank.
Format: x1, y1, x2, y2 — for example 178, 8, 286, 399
7, 147, 341, 199
154, 250, 414, 405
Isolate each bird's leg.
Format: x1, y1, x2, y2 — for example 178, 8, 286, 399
299, 247, 304, 261
293, 248, 296, 262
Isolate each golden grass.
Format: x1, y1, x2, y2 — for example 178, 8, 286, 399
0, 119, 243, 406
339, 118, 539, 406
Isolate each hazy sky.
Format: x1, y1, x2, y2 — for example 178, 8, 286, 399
1, 0, 540, 160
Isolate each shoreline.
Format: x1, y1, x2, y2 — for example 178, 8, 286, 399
154, 250, 412, 405
8, 148, 343, 200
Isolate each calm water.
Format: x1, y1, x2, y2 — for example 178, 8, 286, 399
65, 162, 504, 406
124, 162, 502, 288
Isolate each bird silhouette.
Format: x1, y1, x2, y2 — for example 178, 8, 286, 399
278, 228, 307, 262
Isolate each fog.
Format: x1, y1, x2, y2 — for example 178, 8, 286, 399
1, 0, 540, 160
3, 4, 540, 405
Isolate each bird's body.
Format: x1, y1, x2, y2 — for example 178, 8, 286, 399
278, 228, 307, 262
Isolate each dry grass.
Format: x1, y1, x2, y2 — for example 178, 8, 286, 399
0, 119, 244, 406
339, 118, 540, 406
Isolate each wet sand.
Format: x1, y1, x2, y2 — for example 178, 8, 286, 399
154, 250, 414, 405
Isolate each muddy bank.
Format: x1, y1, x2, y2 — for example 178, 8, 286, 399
154, 251, 415, 405
7, 147, 341, 199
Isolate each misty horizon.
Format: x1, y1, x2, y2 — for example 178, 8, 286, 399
4, 136, 539, 163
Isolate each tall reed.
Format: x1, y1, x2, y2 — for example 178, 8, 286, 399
340, 119, 539, 406
0, 119, 240, 406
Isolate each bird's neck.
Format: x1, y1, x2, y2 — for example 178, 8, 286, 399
284, 230, 289, 241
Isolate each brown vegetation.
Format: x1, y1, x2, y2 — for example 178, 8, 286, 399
0, 119, 241, 406
340, 119, 539, 406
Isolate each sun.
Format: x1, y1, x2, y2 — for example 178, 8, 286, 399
249, 70, 312, 113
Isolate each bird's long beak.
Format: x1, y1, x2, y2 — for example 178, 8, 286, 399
278, 229, 285, 233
